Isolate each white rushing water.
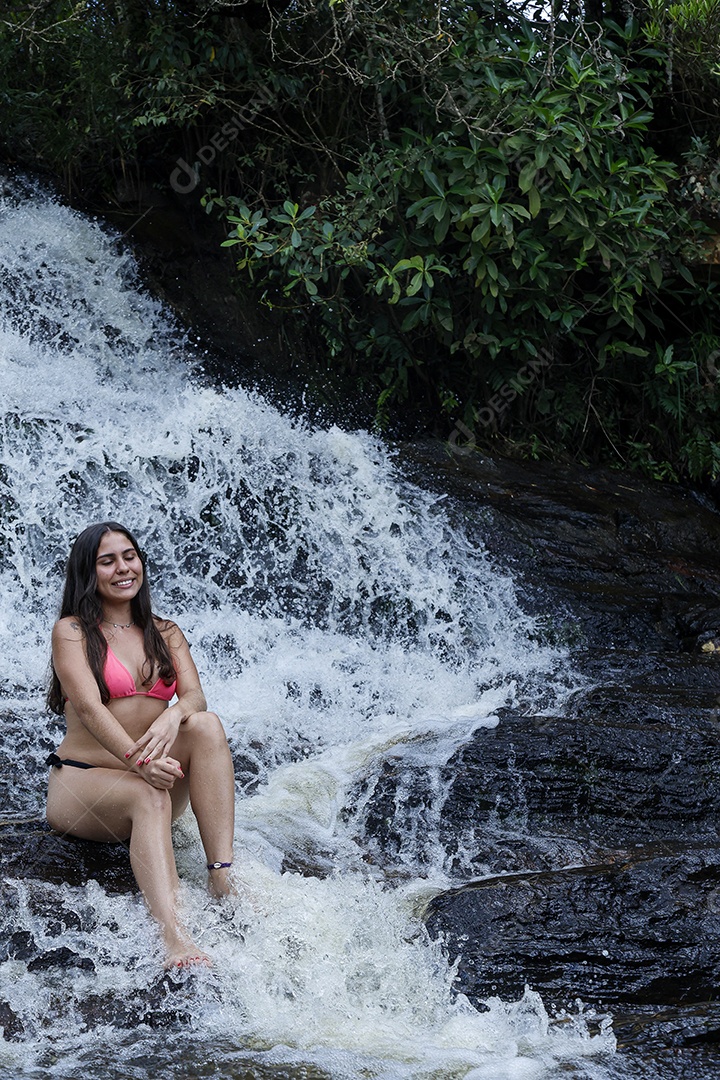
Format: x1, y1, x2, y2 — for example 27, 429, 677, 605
0, 177, 615, 1079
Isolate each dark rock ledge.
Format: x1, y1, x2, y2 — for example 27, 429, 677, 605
399, 446, 720, 1068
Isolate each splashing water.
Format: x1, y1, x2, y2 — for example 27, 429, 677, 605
0, 177, 615, 1078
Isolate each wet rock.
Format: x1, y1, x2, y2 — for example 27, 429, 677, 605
0, 999, 24, 1041
426, 848, 720, 1010
0, 820, 135, 892
26, 947, 95, 972
401, 444, 720, 652
457, 704, 720, 848
612, 1002, 720, 1050
354, 693, 720, 880
389, 449, 720, 1045
78, 981, 194, 1030
1, 931, 36, 963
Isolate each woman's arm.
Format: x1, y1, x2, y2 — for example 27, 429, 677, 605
51, 619, 141, 763
125, 621, 207, 765
169, 621, 207, 721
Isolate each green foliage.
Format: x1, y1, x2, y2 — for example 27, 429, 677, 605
1, 0, 720, 481
0, 1, 267, 192
644, 0, 720, 65
641, 0, 720, 137
127, 15, 255, 128
0, 2, 131, 185
205, 14, 720, 478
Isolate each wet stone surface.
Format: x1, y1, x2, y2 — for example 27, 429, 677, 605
399, 447, 720, 1067
426, 850, 720, 1008
401, 442, 720, 653
1, 821, 134, 892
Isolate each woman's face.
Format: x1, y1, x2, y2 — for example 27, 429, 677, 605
94, 530, 143, 606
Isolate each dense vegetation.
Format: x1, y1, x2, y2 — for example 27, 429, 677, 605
2, 0, 720, 482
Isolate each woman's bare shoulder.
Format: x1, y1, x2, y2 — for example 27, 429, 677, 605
52, 616, 85, 642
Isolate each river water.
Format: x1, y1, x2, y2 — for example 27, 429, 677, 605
0, 177, 619, 1078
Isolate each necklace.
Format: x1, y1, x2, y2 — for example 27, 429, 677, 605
103, 619, 135, 629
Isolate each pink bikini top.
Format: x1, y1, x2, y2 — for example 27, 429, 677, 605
104, 644, 177, 701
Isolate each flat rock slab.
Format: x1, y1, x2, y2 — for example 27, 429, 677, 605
0, 820, 134, 892
426, 847, 720, 1009
401, 443, 720, 651
392, 449, 720, 1071
354, 698, 720, 882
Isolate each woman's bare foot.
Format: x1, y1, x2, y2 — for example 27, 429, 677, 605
163, 926, 211, 969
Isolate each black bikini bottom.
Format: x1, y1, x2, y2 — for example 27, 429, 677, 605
46, 752, 98, 770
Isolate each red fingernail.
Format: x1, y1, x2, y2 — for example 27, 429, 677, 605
136, 758, 143, 766
179, 771, 184, 778
144, 757, 151, 764
124, 752, 131, 759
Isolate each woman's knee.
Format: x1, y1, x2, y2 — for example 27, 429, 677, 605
131, 781, 173, 821
182, 711, 227, 747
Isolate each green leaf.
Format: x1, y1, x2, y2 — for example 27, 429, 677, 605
528, 186, 541, 218
394, 256, 425, 273
407, 272, 425, 296
678, 263, 695, 285
401, 306, 424, 332
552, 155, 572, 180
434, 215, 451, 244
535, 145, 550, 169
614, 343, 649, 357
423, 170, 445, 198
406, 196, 437, 218
518, 162, 537, 193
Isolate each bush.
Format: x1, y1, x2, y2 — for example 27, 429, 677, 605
2, 1, 719, 480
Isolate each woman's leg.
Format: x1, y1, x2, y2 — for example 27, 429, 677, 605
170, 712, 236, 897
46, 766, 208, 966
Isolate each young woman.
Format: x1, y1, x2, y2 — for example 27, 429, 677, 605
46, 522, 236, 968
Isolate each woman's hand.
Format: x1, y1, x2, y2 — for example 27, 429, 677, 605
137, 755, 184, 790
124, 705, 184, 766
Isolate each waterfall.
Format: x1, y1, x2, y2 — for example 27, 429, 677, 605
0, 176, 615, 1078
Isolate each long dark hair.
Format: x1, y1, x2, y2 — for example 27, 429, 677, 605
47, 522, 176, 715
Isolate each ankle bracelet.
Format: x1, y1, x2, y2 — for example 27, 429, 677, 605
207, 861, 232, 870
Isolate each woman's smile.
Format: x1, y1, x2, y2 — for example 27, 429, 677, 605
94, 531, 144, 607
